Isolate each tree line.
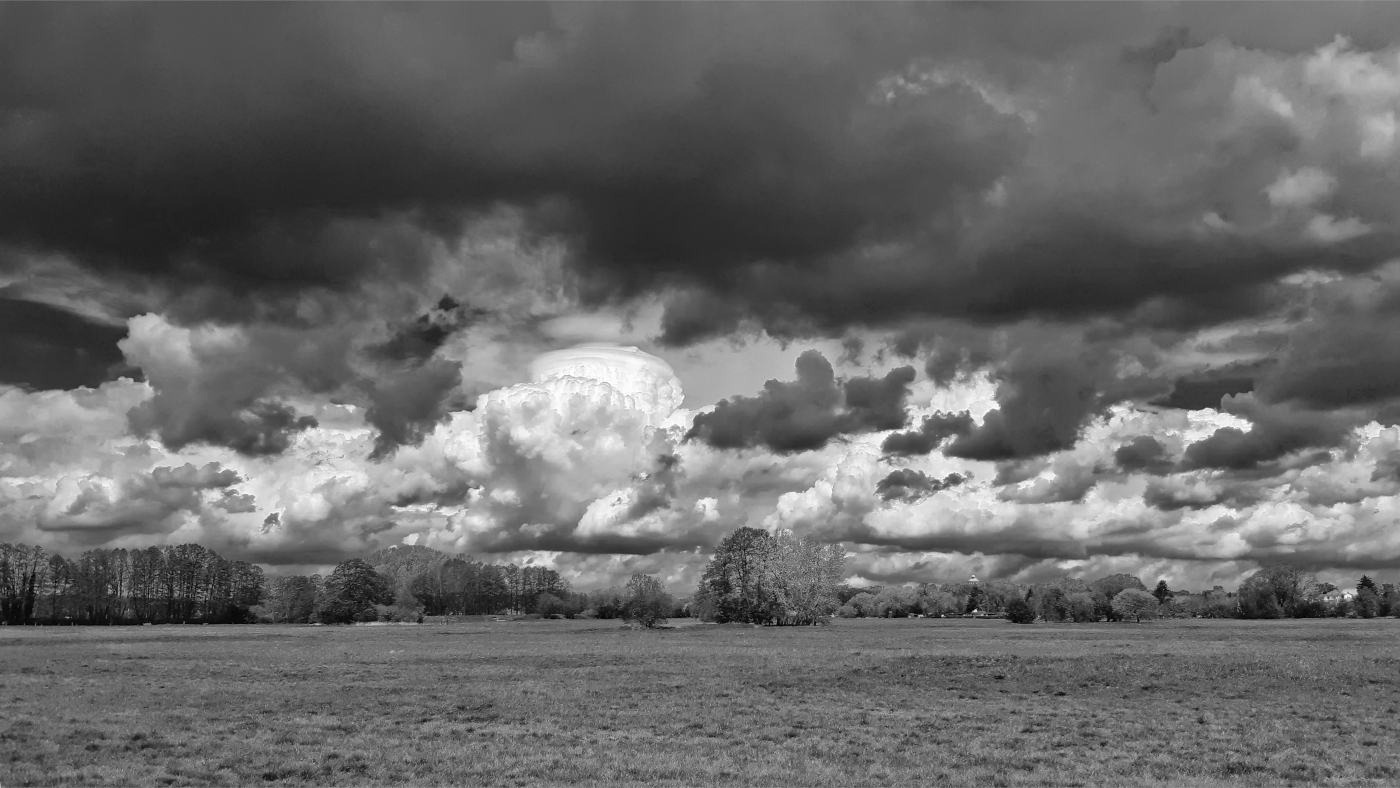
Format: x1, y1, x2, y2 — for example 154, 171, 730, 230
0, 542, 263, 625
4, 536, 1396, 627
831, 565, 1400, 623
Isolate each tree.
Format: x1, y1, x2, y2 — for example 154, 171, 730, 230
1112, 589, 1159, 622
873, 586, 919, 618
1005, 597, 1036, 624
769, 530, 846, 624
409, 557, 510, 615
622, 574, 671, 628
838, 592, 880, 618
382, 581, 423, 623
315, 559, 395, 624
590, 587, 627, 619
1037, 587, 1072, 623
1237, 585, 1284, 619
1153, 580, 1174, 604
1357, 575, 1378, 594
1356, 588, 1381, 619
917, 588, 960, 618
1089, 574, 1146, 621
1240, 564, 1323, 618
698, 527, 781, 624
1068, 592, 1098, 622
1200, 587, 1236, 618
1329, 594, 1355, 618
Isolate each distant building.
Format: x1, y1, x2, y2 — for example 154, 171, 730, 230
1322, 589, 1355, 607
968, 574, 979, 585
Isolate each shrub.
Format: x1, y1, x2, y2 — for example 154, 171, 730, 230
1005, 598, 1036, 624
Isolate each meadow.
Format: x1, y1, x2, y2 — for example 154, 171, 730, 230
3, 618, 1399, 787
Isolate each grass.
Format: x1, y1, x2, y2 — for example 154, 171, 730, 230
3, 617, 1399, 786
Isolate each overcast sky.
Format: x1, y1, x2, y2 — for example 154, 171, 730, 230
4, 3, 1400, 592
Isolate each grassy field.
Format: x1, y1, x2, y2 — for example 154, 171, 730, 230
3, 618, 1399, 787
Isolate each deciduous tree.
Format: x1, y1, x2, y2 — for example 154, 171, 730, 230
699, 527, 780, 624
1111, 588, 1159, 622
622, 573, 671, 628
315, 559, 395, 624
1005, 597, 1036, 624
1240, 565, 1323, 618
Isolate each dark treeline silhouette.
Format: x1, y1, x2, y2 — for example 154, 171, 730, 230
0, 542, 263, 625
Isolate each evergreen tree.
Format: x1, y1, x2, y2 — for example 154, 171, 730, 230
1153, 580, 1174, 604
1357, 574, 1378, 594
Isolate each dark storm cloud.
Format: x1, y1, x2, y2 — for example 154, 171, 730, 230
686, 351, 915, 454
1179, 395, 1358, 472
129, 398, 318, 458
1254, 271, 1400, 411
891, 321, 1174, 462
0, 5, 1010, 314
369, 296, 483, 364
0, 298, 135, 390
946, 349, 1108, 462
1114, 436, 1173, 475
12, 3, 1369, 356
997, 461, 1100, 505
359, 295, 485, 459
881, 411, 975, 457
5, 3, 1400, 391
1152, 374, 1257, 411
365, 359, 463, 461
876, 469, 966, 503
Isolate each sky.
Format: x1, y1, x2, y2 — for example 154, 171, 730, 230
4, 3, 1400, 594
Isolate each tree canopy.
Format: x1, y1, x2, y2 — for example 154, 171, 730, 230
1112, 589, 1159, 623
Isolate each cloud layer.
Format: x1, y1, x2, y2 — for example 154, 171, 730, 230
5, 5, 1400, 591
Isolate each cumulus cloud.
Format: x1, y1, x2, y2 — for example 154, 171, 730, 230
881, 411, 974, 456
875, 469, 967, 503
1180, 394, 1359, 471
119, 315, 330, 456
687, 351, 915, 453
1114, 436, 1174, 475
